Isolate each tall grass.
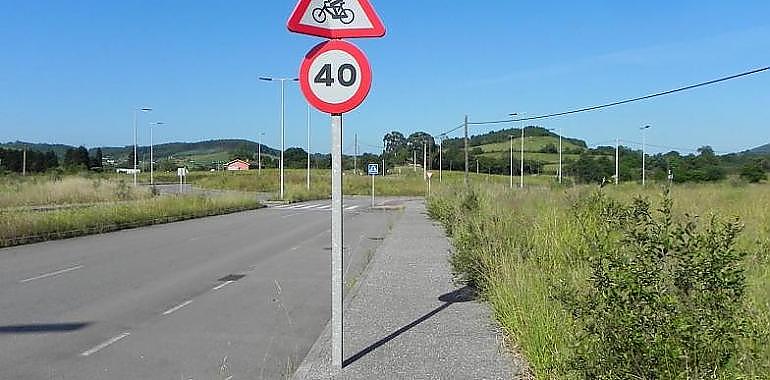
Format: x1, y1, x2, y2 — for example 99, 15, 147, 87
0, 194, 262, 247
0, 176, 149, 208
428, 182, 770, 378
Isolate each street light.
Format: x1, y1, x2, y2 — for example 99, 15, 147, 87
258, 132, 265, 176
259, 76, 298, 200
149, 121, 164, 186
133, 107, 152, 186
640, 125, 652, 186
306, 103, 311, 190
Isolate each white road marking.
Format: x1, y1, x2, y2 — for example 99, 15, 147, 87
212, 281, 234, 291
20, 265, 84, 283
80, 332, 130, 357
161, 300, 193, 316
318, 205, 331, 210
345, 205, 359, 211
297, 204, 317, 209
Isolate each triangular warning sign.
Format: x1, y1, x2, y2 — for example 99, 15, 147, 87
287, 0, 386, 39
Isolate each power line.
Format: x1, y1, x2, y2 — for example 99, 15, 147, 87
440, 66, 769, 133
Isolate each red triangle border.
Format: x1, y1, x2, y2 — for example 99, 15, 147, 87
287, 0, 386, 39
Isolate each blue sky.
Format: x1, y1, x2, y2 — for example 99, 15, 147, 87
1, 1, 768, 154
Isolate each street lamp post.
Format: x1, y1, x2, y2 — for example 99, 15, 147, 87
438, 135, 443, 183
149, 122, 164, 186
133, 107, 152, 186
259, 76, 298, 200
640, 125, 652, 186
509, 135, 514, 189
258, 132, 265, 176
306, 103, 311, 190
510, 113, 525, 188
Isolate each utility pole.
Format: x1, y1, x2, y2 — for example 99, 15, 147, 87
22, 148, 26, 176
558, 129, 563, 184
258, 132, 264, 176
354, 133, 358, 175
438, 135, 443, 182
520, 126, 525, 189
615, 138, 620, 185
464, 115, 469, 186
423, 141, 427, 180
641, 125, 651, 186
476, 159, 479, 174
149, 121, 164, 186
509, 135, 514, 189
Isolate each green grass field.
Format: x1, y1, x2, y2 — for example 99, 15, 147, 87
428, 182, 770, 378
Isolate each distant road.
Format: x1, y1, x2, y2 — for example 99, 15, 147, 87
0, 196, 402, 379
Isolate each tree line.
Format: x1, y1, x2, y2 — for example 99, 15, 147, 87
0, 146, 104, 174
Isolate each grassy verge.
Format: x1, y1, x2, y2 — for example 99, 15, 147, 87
428, 182, 770, 379
0, 175, 149, 208
0, 194, 263, 248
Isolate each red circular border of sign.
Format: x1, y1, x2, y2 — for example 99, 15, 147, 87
300, 40, 372, 114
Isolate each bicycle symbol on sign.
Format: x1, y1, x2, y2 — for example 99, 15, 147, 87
312, 0, 355, 25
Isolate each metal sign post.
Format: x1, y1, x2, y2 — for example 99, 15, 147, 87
368, 163, 378, 208
330, 114, 343, 370
288, 0, 385, 371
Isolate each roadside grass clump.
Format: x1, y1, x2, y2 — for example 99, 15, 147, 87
0, 194, 262, 247
428, 183, 770, 379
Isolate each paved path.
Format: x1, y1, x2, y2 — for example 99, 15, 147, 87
294, 200, 523, 379
0, 197, 401, 379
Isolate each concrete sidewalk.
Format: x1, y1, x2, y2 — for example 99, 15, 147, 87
293, 200, 524, 379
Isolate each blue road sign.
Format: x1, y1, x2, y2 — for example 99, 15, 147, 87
367, 163, 379, 176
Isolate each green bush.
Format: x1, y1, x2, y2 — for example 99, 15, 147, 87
560, 192, 758, 379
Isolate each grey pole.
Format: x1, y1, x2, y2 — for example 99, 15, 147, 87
476, 159, 479, 175
280, 79, 285, 199
133, 110, 138, 186
307, 104, 311, 190
330, 114, 344, 370
371, 170, 375, 208
258, 132, 263, 176
509, 135, 514, 189
259, 77, 297, 200
520, 126, 525, 189
615, 138, 619, 185
559, 130, 563, 184
640, 125, 651, 186
464, 115, 469, 186
413, 150, 416, 172
423, 141, 427, 180
22, 148, 26, 176
133, 107, 152, 187
149, 122, 164, 186
354, 133, 358, 176
438, 136, 443, 182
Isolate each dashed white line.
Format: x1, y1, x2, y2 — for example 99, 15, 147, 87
345, 205, 359, 211
80, 332, 130, 357
212, 281, 234, 291
161, 300, 193, 316
20, 265, 84, 283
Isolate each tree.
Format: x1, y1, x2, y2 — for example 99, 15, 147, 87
740, 160, 767, 183
91, 148, 103, 168
383, 131, 406, 153
284, 147, 308, 169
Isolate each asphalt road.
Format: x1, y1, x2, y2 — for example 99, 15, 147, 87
0, 196, 402, 379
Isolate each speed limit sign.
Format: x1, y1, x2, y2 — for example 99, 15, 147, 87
299, 40, 372, 114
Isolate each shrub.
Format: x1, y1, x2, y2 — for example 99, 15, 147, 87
740, 161, 767, 183
560, 191, 756, 379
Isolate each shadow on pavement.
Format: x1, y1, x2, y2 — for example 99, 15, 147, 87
0, 322, 91, 334
343, 286, 477, 368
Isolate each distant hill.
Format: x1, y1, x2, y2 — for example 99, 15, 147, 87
98, 139, 280, 162
1, 139, 280, 163
0, 141, 76, 159
743, 143, 770, 155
